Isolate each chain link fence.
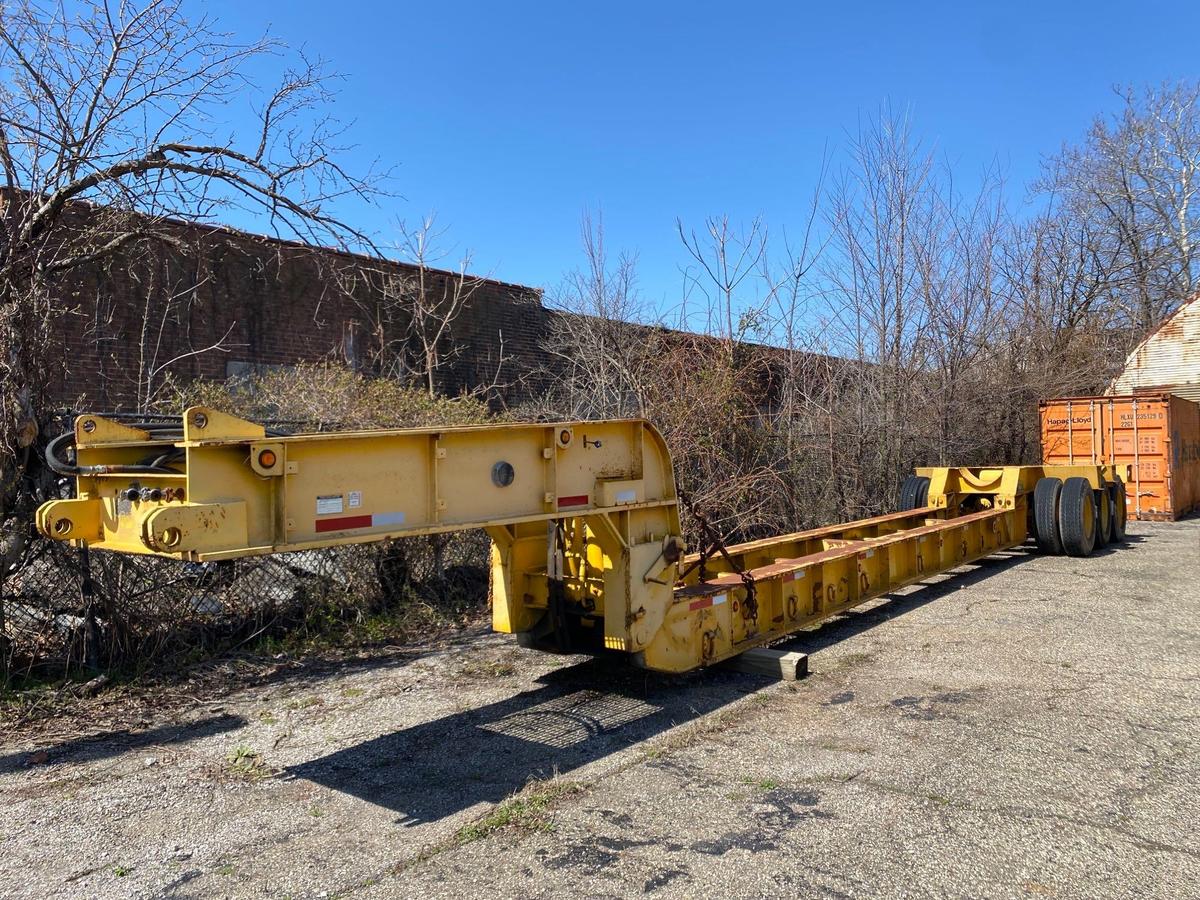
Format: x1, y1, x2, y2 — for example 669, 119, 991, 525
2, 391, 498, 683
1, 519, 491, 680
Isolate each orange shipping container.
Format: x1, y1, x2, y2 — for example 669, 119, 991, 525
1040, 393, 1200, 521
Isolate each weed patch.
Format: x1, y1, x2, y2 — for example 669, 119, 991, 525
743, 776, 781, 791
454, 779, 584, 845
225, 745, 271, 781
455, 654, 519, 681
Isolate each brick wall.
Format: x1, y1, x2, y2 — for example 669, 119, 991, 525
43, 213, 554, 411
34, 204, 806, 419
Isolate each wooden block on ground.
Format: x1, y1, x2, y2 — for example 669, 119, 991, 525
722, 648, 809, 681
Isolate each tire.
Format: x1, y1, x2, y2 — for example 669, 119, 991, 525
1109, 477, 1128, 542
899, 475, 930, 511
1058, 477, 1097, 558
1094, 488, 1113, 547
1033, 477, 1064, 555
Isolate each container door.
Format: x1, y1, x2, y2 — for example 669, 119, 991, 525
1110, 397, 1172, 520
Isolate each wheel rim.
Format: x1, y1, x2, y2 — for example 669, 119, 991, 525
1081, 493, 1095, 538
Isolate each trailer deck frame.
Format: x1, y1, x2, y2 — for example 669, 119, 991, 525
36, 409, 1126, 674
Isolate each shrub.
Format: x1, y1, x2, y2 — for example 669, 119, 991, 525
161, 361, 500, 431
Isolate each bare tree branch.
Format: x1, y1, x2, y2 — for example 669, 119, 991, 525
0, 0, 387, 513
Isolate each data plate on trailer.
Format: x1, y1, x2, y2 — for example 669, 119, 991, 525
316, 494, 344, 515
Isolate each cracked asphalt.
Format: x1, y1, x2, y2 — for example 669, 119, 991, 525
1, 519, 1197, 899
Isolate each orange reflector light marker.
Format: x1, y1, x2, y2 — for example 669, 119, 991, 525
258, 449, 277, 469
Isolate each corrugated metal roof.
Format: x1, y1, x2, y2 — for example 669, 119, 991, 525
1110, 294, 1200, 403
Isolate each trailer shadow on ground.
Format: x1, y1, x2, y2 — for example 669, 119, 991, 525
285, 656, 771, 826
287, 538, 1150, 826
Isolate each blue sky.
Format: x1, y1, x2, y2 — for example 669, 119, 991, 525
206, 0, 1200, 311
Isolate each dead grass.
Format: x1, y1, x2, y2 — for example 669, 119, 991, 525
453, 652, 520, 682
0, 622, 487, 739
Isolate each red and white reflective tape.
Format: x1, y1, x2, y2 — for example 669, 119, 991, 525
315, 511, 406, 533
688, 593, 727, 612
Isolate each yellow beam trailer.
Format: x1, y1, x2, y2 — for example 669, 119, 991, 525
35, 408, 1128, 674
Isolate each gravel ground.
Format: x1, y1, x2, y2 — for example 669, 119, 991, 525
1, 519, 1197, 899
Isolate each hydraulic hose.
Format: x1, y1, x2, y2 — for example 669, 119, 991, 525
44, 432, 182, 477
45, 418, 288, 476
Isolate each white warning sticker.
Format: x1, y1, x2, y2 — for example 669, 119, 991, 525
316, 494, 344, 515
348, 490, 363, 509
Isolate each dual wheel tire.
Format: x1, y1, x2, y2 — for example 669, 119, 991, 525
1033, 476, 1127, 557
899, 475, 931, 511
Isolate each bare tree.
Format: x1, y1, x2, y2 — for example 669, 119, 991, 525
132, 281, 239, 411
821, 109, 937, 512
752, 161, 835, 525
394, 216, 485, 397
543, 209, 653, 418
1040, 81, 1200, 330
340, 214, 485, 396
676, 215, 774, 346
813, 109, 1028, 508
0, 0, 383, 512
667, 215, 805, 538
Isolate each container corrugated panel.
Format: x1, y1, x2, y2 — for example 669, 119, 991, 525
1111, 295, 1200, 403
1040, 393, 1200, 521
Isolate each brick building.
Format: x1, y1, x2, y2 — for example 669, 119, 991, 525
26, 200, 810, 420
42, 207, 554, 411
